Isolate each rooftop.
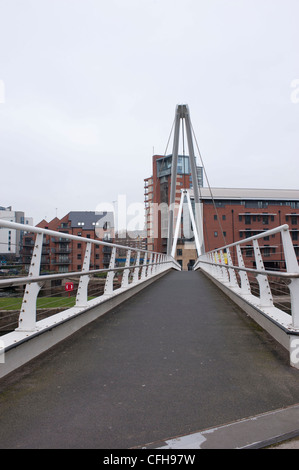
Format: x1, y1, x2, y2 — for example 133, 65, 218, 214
68, 211, 114, 230
190, 187, 299, 201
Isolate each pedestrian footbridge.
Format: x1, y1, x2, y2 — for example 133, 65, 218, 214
1, 221, 299, 449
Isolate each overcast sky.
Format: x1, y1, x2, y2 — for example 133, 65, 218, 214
0, 0, 298, 225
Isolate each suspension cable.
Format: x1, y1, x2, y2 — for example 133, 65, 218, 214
190, 121, 227, 247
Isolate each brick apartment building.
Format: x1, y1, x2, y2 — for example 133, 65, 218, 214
22, 211, 114, 273
144, 154, 203, 254
197, 186, 299, 270
145, 154, 299, 270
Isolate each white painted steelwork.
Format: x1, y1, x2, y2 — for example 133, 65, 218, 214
194, 224, 299, 368
167, 104, 204, 256
171, 189, 202, 258
0, 219, 180, 377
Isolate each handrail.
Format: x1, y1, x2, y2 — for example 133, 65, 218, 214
202, 224, 289, 254
0, 219, 181, 333
197, 259, 299, 279
0, 219, 161, 255
194, 224, 299, 330
0, 261, 171, 288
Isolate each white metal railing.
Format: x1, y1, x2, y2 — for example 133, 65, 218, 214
194, 225, 299, 330
0, 220, 180, 334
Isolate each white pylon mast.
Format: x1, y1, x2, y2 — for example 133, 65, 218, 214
167, 104, 205, 257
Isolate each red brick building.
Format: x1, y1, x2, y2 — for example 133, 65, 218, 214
199, 187, 299, 269
144, 154, 203, 254
22, 211, 114, 273
145, 154, 299, 270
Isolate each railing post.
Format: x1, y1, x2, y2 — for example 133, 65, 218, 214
281, 227, 299, 328
133, 251, 141, 283
75, 242, 91, 307
159, 255, 164, 273
210, 253, 217, 277
147, 253, 153, 277
252, 239, 273, 308
152, 254, 157, 275
236, 245, 251, 295
121, 249, 131, 288
17, 233, 43, 331
167, 255, 172, 270
104, 246, 116, 295
157, 254, 162, 273
203, 253, 211, 275
215, 251, 223, 280
220, 250, 229, 283
226, 247, 238, 288
141, 252, 148, 280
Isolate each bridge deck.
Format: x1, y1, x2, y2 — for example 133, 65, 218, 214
1, 270, 299, 449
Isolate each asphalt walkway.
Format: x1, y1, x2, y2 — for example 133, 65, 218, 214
1, 270, 299, 449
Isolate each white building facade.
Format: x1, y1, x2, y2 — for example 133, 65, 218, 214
0, 206, 33, 259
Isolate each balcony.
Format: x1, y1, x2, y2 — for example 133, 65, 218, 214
53, 248, 72, 254
53, 258, 71, 265
23, 240, 34, 246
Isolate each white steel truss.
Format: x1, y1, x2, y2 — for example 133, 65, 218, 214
167, 104, 204, 257
171, 189, 203, 258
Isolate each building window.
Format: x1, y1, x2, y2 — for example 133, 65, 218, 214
222, 215, 226, 221
214, 215, 217, 220
245, 215, 251, 225
246, 248, 253, 257
263, 247, 270, 257
77, 243, 82, 248
177, 249, 182, 256
214, 231, 218, 237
